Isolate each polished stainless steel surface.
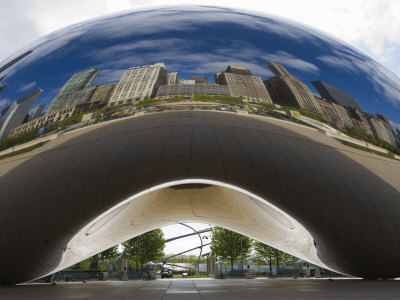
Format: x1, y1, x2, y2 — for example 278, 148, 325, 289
0, 6, 399, 284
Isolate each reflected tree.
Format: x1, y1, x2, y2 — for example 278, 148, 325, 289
122, 229, 165, 275
210, 227, 252, 272
89, 245, 119, 271
253, 241, 293, 275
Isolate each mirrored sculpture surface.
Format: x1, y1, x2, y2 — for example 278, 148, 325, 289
0, 6, 400, 284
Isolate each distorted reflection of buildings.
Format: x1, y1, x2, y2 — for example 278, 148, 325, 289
167, 72, 179, 85
108, 63, 167, 106
377, 114, 400, 145
312, 80, 362, 111
265, 62, 323, 115
347, 108, 374, 136
0, 88, 42, 140
48, 68, 99, 112
365, 113, 397, 145
3, 60, 399, 149
156, 83, 229, 99
8, 84, 116, 137
0, 50, 33, 74
215, 66, 272, 103
87, 83, 117, 107
27, 104, 45, 122
190, 76, 208, 84
0, 75, 6, 93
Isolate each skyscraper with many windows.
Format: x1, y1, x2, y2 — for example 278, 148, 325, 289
0, 88, 42, 140
109, 63, 167, 106
311, 81, 361, 111
48, 68, 99, 112
215, 66, 272, 103
266, 62, 323, 114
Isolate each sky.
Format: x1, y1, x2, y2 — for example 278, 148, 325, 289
1, 0, 400, 78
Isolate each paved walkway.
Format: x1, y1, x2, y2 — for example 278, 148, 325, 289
1, 278, 400, 299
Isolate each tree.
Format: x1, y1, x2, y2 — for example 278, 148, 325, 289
210, 227, 252, 272
122, 229, 165, 275
89, 245, 119, 271
253, 241, 293, 276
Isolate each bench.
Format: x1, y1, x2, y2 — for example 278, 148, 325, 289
66, 272, 90, 282
121, 271, 141, 280
230, 270, 247, 278
278, 269, 299, 277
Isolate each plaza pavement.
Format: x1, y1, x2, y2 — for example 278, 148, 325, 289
1, 278, 400, 299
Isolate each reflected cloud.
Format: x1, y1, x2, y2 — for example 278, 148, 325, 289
17, 81, 36, 92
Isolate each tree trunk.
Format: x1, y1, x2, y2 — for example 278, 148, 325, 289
276, 255, 280, 276
231, 258, 234, 272
269, 258, 272, 277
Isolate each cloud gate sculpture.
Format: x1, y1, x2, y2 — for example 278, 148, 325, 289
1, 6, 400, 284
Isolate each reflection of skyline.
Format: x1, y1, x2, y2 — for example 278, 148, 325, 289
4, 60, 398, 148
0, 7, 399, 125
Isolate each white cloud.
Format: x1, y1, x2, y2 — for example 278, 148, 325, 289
0, 98, 11, 109
316, 49, 400, 108
1, 0, 400, 78
17, 81, 36, 92
389, 120, 400, 130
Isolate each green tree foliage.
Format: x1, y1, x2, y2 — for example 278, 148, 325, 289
210, 227, 252, 271
123, 229, 165, 274
89, 245, 119, 271
346, 126, 400, 155
253, 241, 293, 275
193, 94, 244, 105
0, 127, 39, 151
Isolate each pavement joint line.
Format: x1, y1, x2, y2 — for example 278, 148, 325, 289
160, 280, 172, 300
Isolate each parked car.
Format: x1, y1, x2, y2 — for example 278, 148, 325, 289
161, 270, 173, 279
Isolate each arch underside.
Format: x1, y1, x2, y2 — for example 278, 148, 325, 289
58, 181, 326, 276
1, 111, 400, 284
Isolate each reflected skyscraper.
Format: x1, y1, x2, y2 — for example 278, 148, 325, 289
266, 62, 323, 114
190, 76, 208, 84
215, 66, 272, 103
365, 113, 396, 145
48, 68, 99, 112
167, 72, 179, 85
109, 63, 167, 106
28, 104, 45, 122
0, 75, 6, 93
311, 81, 362, 111
0, 50, 33, 75
0, 88, 42, 140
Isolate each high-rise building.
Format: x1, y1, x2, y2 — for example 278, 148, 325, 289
266, 62, 323, 114
314, 97, 341, 124
48, 68, 99, 112
28, 104, 45, 122
167, 72, 178, 85
156, 83, 230, 99
364, 114, 396, 145
0, 88, 42, 140
109, 63, 167, 106
190, 76, 208, 84
0, 50, 33, 75
0, 106, 10, 123
88, 83, 117, 107
0, 75, 6, 93
179, 79, 196, 85
332, 103, 353, 129
215, 66, 272, 103
311, 81, 362, 111
347, 108, 373, 135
